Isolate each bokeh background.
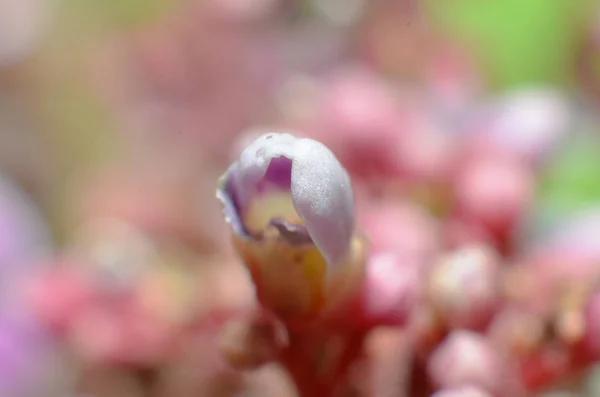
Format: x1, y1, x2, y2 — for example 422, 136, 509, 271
4, 0, 600, 396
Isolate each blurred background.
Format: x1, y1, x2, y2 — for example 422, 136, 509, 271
4, 0, 600, 396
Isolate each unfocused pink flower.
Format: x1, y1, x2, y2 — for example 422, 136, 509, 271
465, 88, 571, 168
313, 66, 404, 145
513, 211, 600, 317
359, 200, 440, 265
361, 328, 412, 397
427, 245, 501, 330
286, 66, 459, 195
430, 386, 492, 397
30, 234, 208, 366
500, 263, 559, 322
300, 66, 409, 180
452, 151, 534, 247
441, 216, 494, 250
393, 118, 458, 188
518, 344, 573, 392
206, 0, 279, 20
428, 331, 511, 396
78, 160, 224, 253
348, 251, 421, 327
67, 299, 175, 365
424, 44, 483, 125
27, 264, 93, 333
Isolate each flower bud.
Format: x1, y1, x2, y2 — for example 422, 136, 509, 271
360, 200, 440, 265
452, 152, 533, 243
352, 251, 421, 327
427, 245, 500, 330
428, 331, 510, 395
217, 132, 357, 318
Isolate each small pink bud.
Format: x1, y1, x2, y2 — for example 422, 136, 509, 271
360, 200, 440, 264
68, 302, 173, 366
317, 67, 403, 148
466, 88, 571, 168
453, 152, 534, 238
301, 67, 412, 180
353, 251, 421, 327
394, 119, 458, 186
27, 265, 93, 333
425, 44, 482, 121
430, 386, 493, 397
518, 344, 572, 391
428, 331, 509, 395
427, 245, 500, 330
442, 216, 493, 250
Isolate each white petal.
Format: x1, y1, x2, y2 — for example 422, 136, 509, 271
291, 138, 354, 268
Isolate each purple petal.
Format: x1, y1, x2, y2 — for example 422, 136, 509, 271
0, 314, 55, 396
217, 164, 249, 237
0, 175, 52, 267
236, 132, 297, 208
262, 156, 292, 189
0, 175, 52, 309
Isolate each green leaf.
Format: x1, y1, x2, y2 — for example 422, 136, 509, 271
59, 0, 174, 30
538, 133, 600, 215
424, 0, 595, 89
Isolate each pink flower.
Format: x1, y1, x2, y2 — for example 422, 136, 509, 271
464, 88, 572, 168
426, 245, 501, 330
428, 331, 514, 396
359, 199, 440, 265
431, 386, 493, 397
451, 151, 534, 251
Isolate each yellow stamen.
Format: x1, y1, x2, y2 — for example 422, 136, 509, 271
243, 191, 303, 235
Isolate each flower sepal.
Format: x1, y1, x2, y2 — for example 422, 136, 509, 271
232, 228, 368, 323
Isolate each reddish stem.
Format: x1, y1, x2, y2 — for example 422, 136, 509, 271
278, 329, 366, 397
